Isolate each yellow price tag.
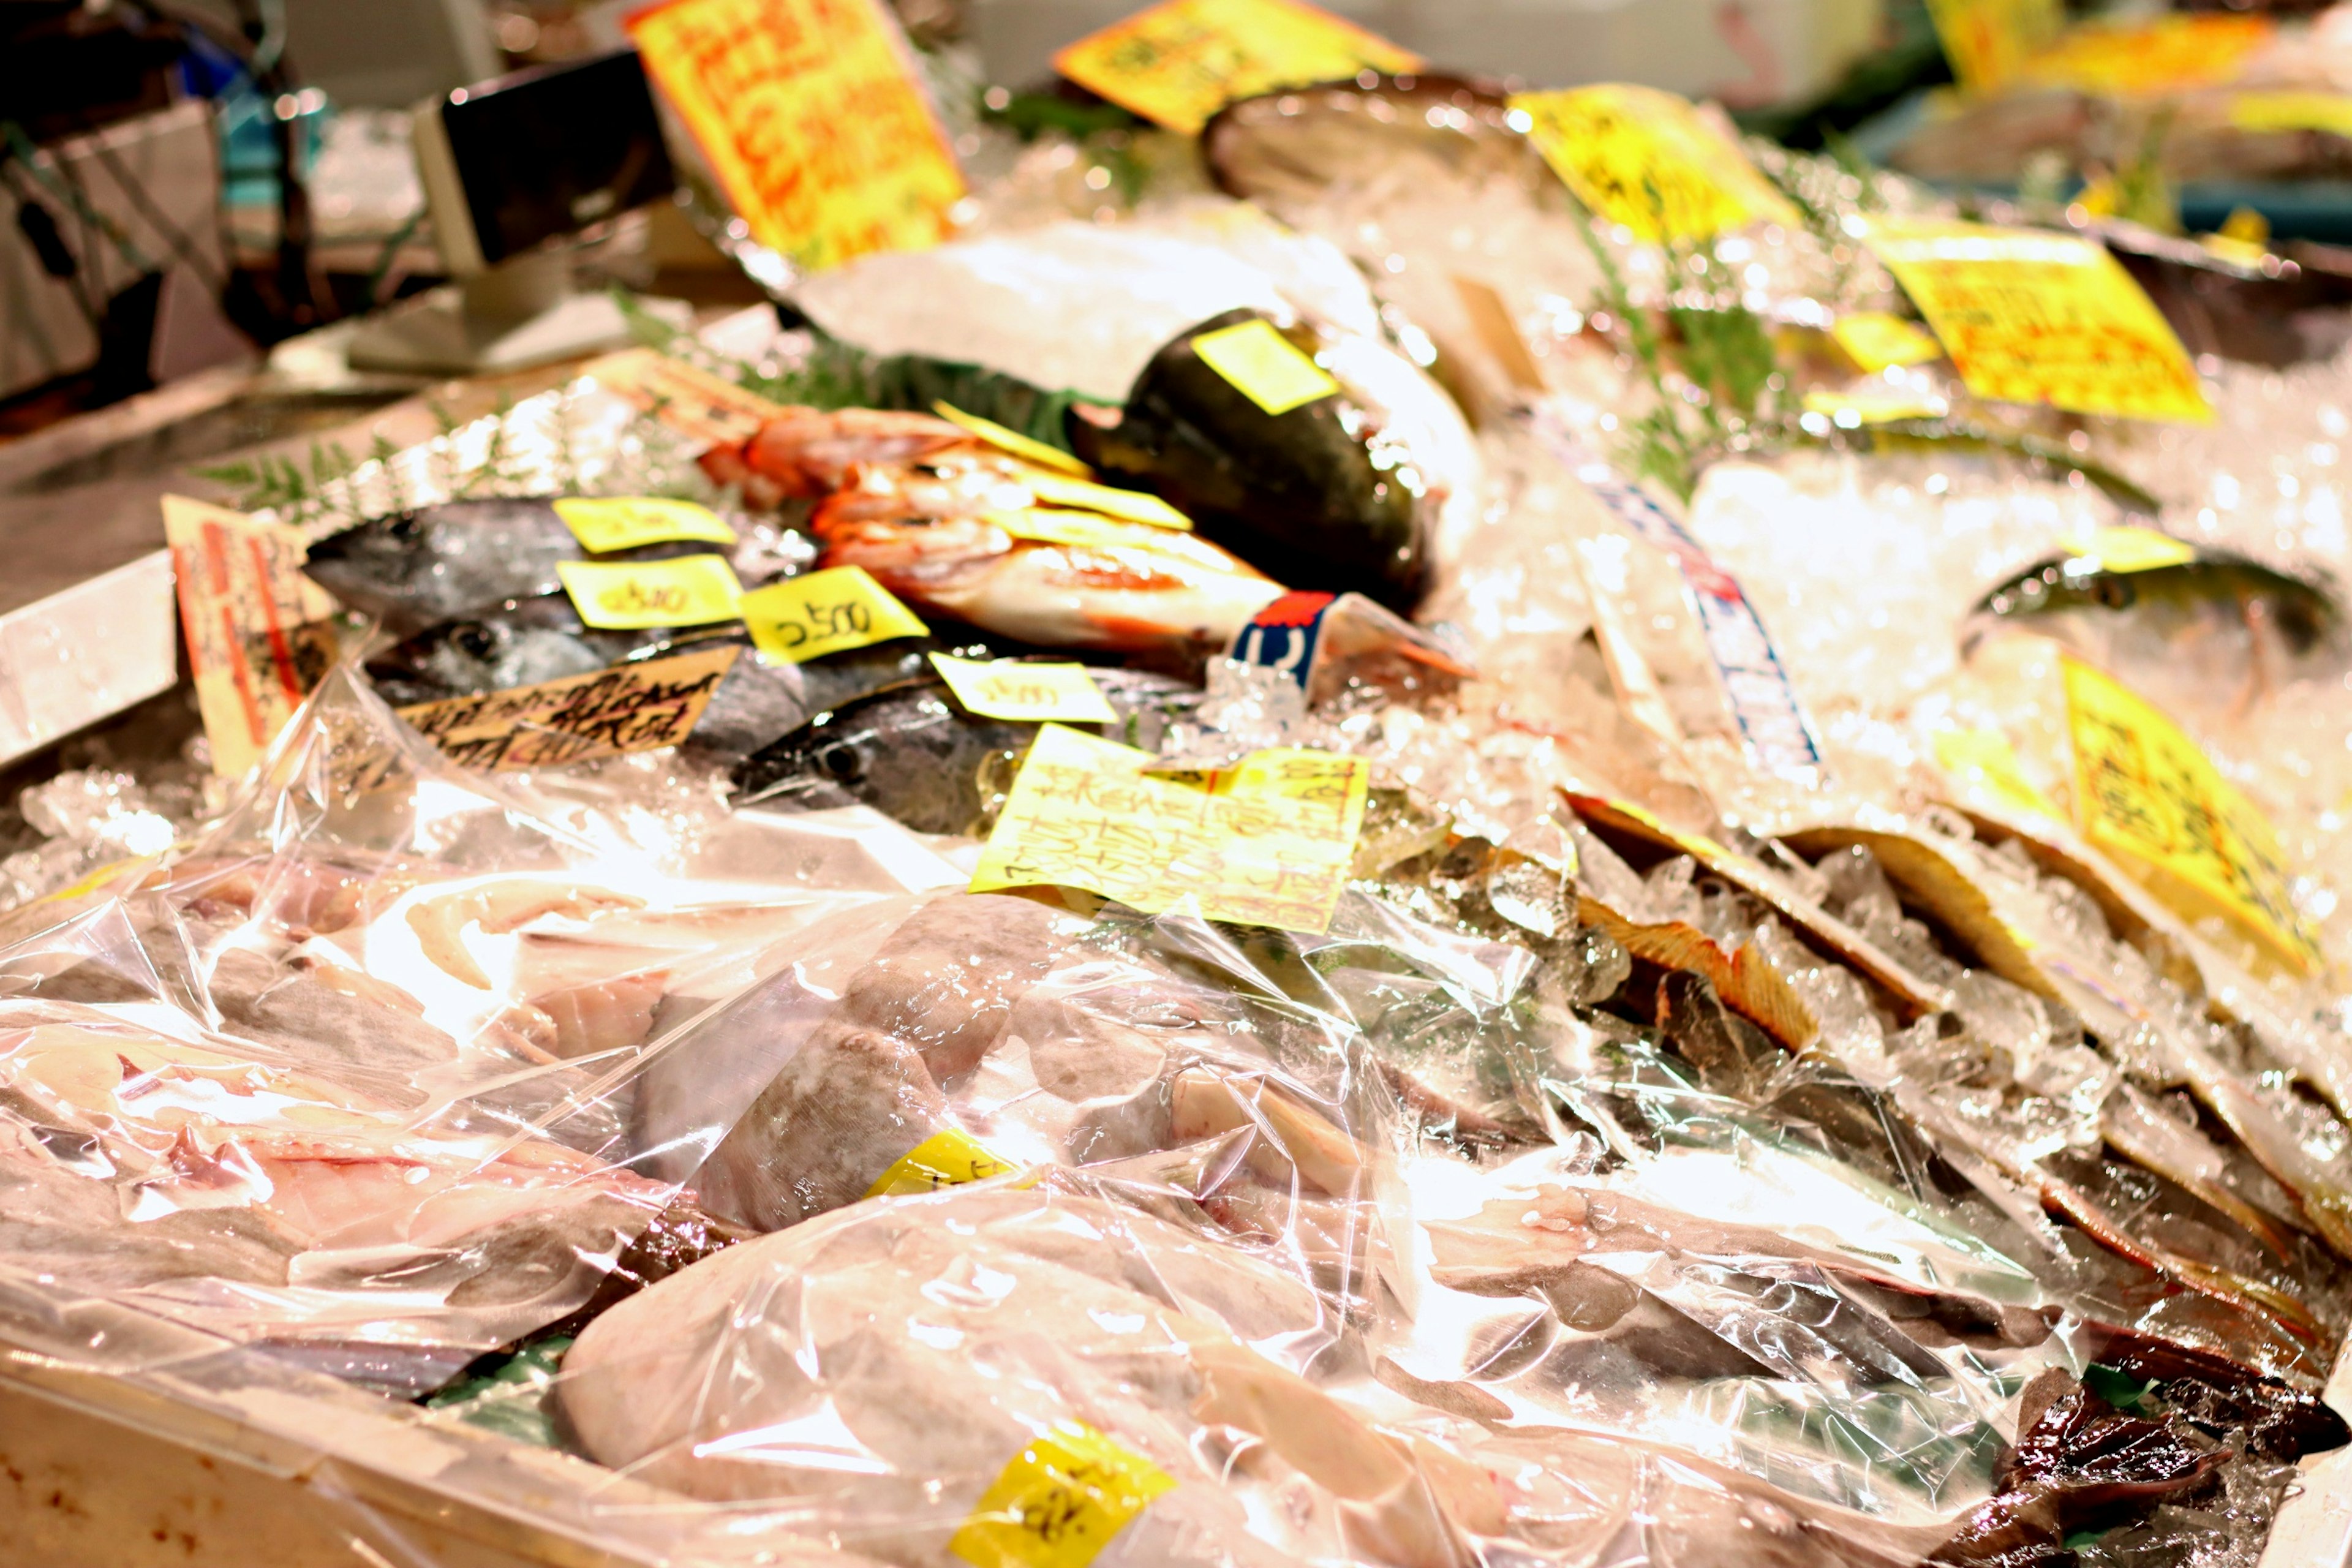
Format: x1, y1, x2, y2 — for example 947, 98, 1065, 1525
741, 565, 929, 663
1924, 0, 2061, 93
2062, 656, 2321, 976
933, 402, 1091, 477
972, 726, 1370, 935
931, 655, 1117, 724
554, 497, 737, 554
2230, 91, 2352, 142
1052, 0, 1420, 135
2060, 526, 2196, 575
1832, 312, 1943, 372
1022, 472, 1191, 531
2021, 14, 2272, 96
1189, 319, 1340, 417
1864, 217, 2211, 424
949, 1420, 1176, 1568
627, 0, 964, 271
988, 510, 1142, 550
557, 555, 744, 631
1932, 726, 2063, 822
866, 1126, 1021, 1197
1510, 84, 1798, 244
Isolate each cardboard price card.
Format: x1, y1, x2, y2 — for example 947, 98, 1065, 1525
1510, 84, 1798, 244
741, 565, 929, 662
948, 1420, 1176, 1568
397, 646, 741, 769
164, 494, 342, 779
1924, 0, 2061, 93
1054, 0, 1421, 136
555, 497, 737, 554
627, 0, 965, 271
582, 349, 786, 447
2062, 656, 2323, 976
971, 725, 1370, 935
1865, 218, 2212, 424
930, 655, 1117, 724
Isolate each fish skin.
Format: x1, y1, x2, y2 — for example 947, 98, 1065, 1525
305, 497, 772, 637
1071, 309, 1434, 614
1971, 548, 2342, 658
730, 668, 1204, 836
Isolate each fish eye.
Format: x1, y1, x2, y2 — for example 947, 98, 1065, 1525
389, 515, 423, 541
2092, 577, 2132, 611
453, 624, 499, 658
817, 742, 863, 781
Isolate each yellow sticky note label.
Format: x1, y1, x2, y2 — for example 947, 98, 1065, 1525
1865, 218, 2212, 424
1925, 0, 2061, 93
554, 497, 737, 554
1052, 0, 1420, 136
1022, 472, 1191, 532
971, 726, 1370, 935
932, 655, 1117, 724
2230, 91, 2352, 142
2060, 526, 2196, 575
626, 0, 964, 271
2062, 656, 2322, 976
741, 565, 929, 663
950, 1420, 1176, 1568
1510, 84, 1799, 244
867, 1126, 1020, 1197
2021, 15, 2272, 96
1189, 320, 1340, 417
1833, 312, 1944, 372
934, 402, 1091, 478
989, 510, 1152, 551
557, 555, 743, 631
1933, 726, 2062, 822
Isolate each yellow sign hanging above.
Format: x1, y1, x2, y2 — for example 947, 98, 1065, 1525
627, 0, 965, 271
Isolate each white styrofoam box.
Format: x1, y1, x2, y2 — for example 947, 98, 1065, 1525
969, 0, 1884, 109
0, 551, 178, 767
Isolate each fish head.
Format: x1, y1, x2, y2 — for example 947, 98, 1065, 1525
731, 679, 1033, 834
304, 498, 575, 631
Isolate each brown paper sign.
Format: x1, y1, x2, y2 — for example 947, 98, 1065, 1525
163, 494, 342, 778
396, 646, 741, 770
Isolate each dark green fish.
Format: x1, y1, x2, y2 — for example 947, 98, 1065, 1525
1068, 309, 1433, 612
731, 668, 1204, 835
1970, 545, 2342, 662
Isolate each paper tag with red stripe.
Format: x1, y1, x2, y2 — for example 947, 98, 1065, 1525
162, 496, 341, 779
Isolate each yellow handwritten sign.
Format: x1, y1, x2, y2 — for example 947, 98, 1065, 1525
972, 726, 1371, 934
557, 555, 744, 631
948, 1420, 1176, 1568
740, 565, 928, 663
627, 0, 965, 271
2062, 656, 2321, 976
1833, 312, 1943, 372
1864, 218, 2211, 424
1924, 0, 2061, 94
164, 494, 341, 778
554, 497, 737, 554
1510, 84, 1798, 244
866, 1126, 1020, 1198
1934, 725, 2062, 823
1189, 319, 1340, 417
934, 402, 1090, 477
2060, 526, 2195, 575
1022, 472, 1191, 531
932, 655, 1116, 724
2021, 15, 2272, 96
1054, 0, 1420, 135
584, 349, 786, 447
396, 646, 741, 769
